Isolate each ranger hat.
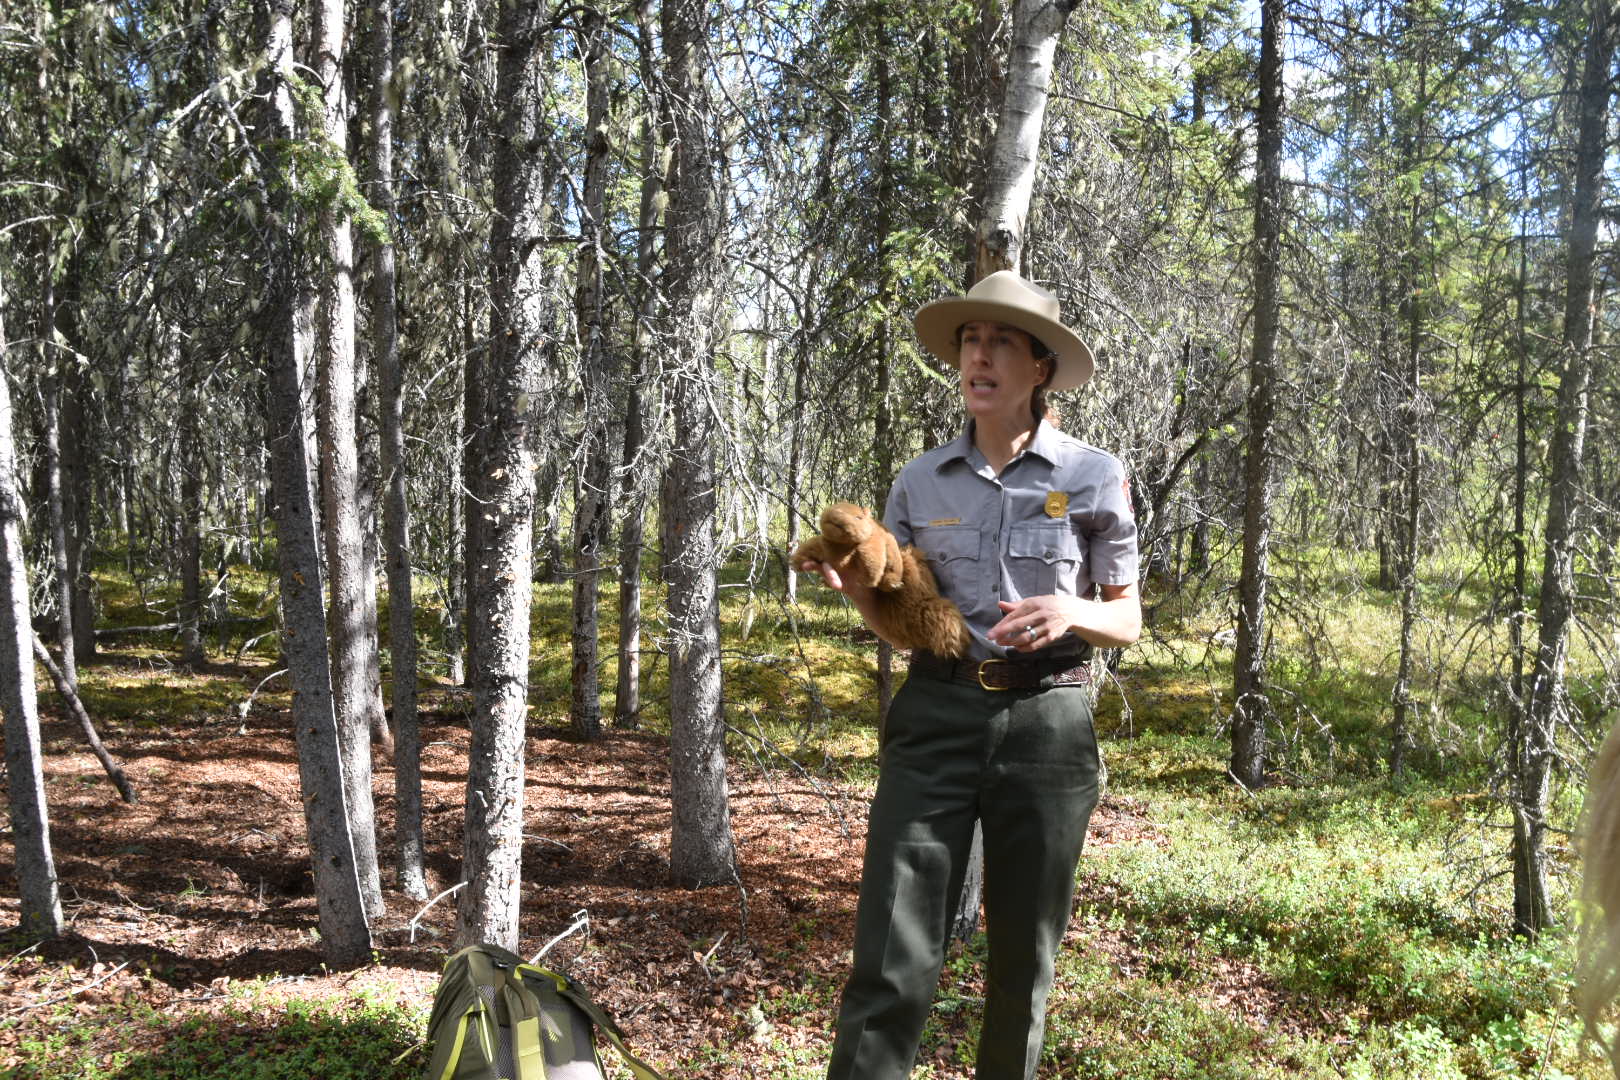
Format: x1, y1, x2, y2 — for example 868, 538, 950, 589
913, 270, 1094, 390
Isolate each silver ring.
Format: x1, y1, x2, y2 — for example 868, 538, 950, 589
1024, 624, 1038, 638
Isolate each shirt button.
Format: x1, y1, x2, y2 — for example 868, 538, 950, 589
1044, 549, 1055, 559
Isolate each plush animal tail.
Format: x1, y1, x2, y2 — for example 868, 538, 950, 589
872, 553, 969, 658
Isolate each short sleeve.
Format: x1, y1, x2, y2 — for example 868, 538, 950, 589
1084, 457, 1138, 586
883, 471, 913, 548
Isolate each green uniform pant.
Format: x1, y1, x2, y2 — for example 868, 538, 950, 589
826, 671, 1101, 1080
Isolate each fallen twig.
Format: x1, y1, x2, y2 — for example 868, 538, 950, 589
5, 961, 130, 1016
32, 634, 138, 804
532, 909, 590, 963
0, 940, 42, 975
408, 881, 467, 943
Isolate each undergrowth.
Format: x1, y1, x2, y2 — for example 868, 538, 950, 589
9, 548, 1609, 1078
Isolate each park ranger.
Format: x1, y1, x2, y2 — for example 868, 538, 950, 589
800, 270, 1141, 1079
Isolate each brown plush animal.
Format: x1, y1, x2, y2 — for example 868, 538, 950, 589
792, 502, 971, 658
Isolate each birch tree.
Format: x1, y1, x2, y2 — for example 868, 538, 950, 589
955, 0, 1079, 940
976, 0, 1078, 278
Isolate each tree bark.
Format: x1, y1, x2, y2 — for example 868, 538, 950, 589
256, 0, 373, 969
31, 634, 137, 804
975, 0, 1077, 278
661, 0, 739, 889
570, 5, 614, 742
178, 351, 206, 669
1230, 0, 1285, 791
457, 0, 546, 951
616, 0, 665, 731
311, 0, 385, 919
957, 0, 1078, 941
371, 0, 426, 901
1515, 0, 1616, 938
1, 299, 64, 940
41, 323, 77, 691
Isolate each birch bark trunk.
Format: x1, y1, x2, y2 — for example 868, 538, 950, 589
956, 0, 1078, 942
975, 0, 1077, 278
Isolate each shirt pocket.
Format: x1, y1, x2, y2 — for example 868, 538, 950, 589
914, 525, 980, 606
1007, 523, 1083, 597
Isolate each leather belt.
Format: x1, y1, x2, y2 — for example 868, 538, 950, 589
910, 651, 1094, 691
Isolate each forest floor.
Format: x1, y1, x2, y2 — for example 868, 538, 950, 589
0, 650, 1175, 1079
0, 577, 1603, 1078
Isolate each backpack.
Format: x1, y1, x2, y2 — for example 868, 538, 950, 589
423, 943, 666, 1080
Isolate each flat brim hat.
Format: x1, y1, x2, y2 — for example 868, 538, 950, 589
913, 270, 1095, 390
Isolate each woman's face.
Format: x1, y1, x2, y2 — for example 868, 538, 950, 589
957, 321, 1046, 427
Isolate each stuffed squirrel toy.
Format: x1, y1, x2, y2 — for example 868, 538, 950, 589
792, 502, 971, 658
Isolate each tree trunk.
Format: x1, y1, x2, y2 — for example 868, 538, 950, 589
570, 6, 614, 742
179, 352, 206, 669
1515, 0, 1616, 938
457, 0, 546, 951
371, 0, 426, 901
1230, 0, 1285, 791
31, 635, 137, 804
975, 0, 1077, 278
462, 285, 488, 691
64, 368, 95, 662
616, 4, 665, 732
1, 298, 65, 940
311, 0, 384, 919
661, 0, 739, 889
41, 320, 77, 691
256, 0, 373, 967
956, 0, 1078, 941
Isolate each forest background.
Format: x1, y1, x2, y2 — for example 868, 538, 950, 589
2, 0, 1619, 1075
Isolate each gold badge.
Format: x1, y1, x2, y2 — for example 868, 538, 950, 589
928, 517, 961, 527
1044, 491, 1069, 518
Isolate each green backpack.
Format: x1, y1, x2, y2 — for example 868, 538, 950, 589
423, 944, 665, 1080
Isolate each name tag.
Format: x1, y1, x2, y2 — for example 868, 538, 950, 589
928, 517, 961, 527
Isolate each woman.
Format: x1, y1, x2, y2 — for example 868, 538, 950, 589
801, 270, 1140, 1079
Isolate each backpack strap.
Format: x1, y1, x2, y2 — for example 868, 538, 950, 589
518, 964, 667, 1080
499, 973, 545, 1080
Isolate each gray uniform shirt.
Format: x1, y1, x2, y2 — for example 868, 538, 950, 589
883, 419, 1139, 662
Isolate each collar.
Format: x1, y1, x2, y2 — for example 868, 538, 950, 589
935, 418, 1058, 472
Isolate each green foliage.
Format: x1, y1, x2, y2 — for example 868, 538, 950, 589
270, 76, 391, 245
4, 992, 426, 1080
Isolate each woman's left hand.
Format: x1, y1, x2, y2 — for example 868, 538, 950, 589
989, 598, 1077, 652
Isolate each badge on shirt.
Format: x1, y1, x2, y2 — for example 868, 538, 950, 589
1044, 491, 1069, 518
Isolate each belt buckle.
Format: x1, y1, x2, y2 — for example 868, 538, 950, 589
977, 659, 1012, 691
